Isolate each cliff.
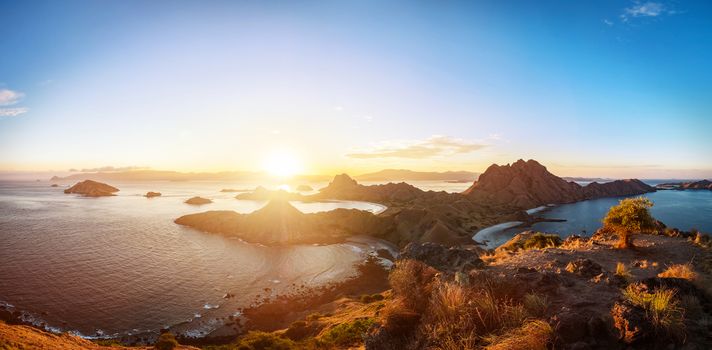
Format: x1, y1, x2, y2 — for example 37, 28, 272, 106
63, 180, 119, 197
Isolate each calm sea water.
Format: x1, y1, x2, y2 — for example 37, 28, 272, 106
0, 180, 393, 338
475, 188, 712, 248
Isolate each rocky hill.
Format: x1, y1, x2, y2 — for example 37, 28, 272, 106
175, 200, 394, 245
463, 159, 655, 209
63, 180, 119, 197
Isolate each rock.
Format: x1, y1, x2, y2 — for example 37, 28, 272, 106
400, 242, 484, 272
296, 185, 313, 192
185, 196, 212, 205
145, 191, 161, 198
611, 301, 653, 344
565, 258, 603, 278
63, 180, 119, 197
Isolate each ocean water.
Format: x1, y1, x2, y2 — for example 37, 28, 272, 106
474, 189, 712, 248
0, 180, 393, 338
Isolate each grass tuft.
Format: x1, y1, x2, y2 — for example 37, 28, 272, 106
623, 284, 685, 339
658, 263, 697, 280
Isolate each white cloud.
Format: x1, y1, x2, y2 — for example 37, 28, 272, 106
0, 89, 25, 106
0, 107, 29, 117
603, 19, 614, 26
620, 2, 676, 22
347, 135, 488, 159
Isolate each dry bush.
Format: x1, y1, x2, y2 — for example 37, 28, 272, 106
420, 280, 528, 349
388, 259, 437, 313
658, 263, 697, 280
623, 283, 685, 340
380, 297, 421, 336
484, 320, 553, 350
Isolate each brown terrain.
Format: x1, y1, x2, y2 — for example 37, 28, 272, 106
7, 159, 708, 350
63, 180, 119, 197
181, 159, 654, 247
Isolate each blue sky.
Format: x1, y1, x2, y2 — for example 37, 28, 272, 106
1, 0, 711, 178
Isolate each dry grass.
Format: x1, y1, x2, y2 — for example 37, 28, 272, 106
484, 320, 553, 350
523, 293, 549, 317
388, 259, 437, 313
419, 280, 529, 349
658, 263, 697, 280
623, 284, 685, 339
615, 262, 633, 282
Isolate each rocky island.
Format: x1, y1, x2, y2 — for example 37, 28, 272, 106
63, 180, 119, 197
184, 196, 212, 205
144, 191, 161, 198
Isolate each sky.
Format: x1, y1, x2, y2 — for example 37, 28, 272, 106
1, 0, 711, 179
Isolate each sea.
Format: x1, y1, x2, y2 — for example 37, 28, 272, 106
1, 178, 711, 338
474, 180, 712, 248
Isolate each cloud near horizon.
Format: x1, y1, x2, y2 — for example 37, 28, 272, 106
0, 89, 29, 117
69, 166, 150, 173
0, 107, 29, 117
347, 135, 487, 159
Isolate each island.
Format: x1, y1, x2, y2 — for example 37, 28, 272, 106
63, 180, 119, 197
184, 196, 212, 205
144, 191, 161, 198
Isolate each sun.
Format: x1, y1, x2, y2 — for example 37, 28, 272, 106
262, 150, 303, 178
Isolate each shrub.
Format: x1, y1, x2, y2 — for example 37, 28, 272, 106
484, 320, 553, 350
360, 293, 384, 303
523, 293, 549, 317
319, 318, 375, 346
522, 233, 562, 250
284, 320, 311, 341
389, 259, 437, 313
602, 197, 656, 248
623, 283, 685, 338
232, 331, 296, 350
658, 263, 697, 280
154, 332, 179, 350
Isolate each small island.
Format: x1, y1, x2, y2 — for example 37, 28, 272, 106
184, 196, 212, 205
63, 180, 119, 197
144, 191, 161, 198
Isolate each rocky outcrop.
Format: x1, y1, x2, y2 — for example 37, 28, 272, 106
63, 180, 119, 197
463, 159, 655, 210
185, 196, 212, 205
400, 242, 484, 272
145, 191, 161, 198
175, 200, 394, 245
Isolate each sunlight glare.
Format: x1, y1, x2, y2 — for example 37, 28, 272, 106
262, 150, 302, 178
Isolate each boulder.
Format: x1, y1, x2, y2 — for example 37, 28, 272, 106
565, 258, 603, 278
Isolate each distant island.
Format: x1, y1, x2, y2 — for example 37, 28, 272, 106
355, 169, 479, 182
656, 179, 712, 190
